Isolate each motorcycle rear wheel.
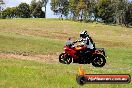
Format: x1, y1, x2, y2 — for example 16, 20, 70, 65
59, 53, 72, 64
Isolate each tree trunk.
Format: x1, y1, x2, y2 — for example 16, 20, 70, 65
45, 5, 46, 18
115, 14, 120, 24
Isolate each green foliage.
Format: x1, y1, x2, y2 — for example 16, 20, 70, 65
111, 0, 129, 24
0, 0, 5, 18
30, 1, 45, 18
69, 0, 78, 20
2, 3, 31, 18
50, 0, 131, 26
76, 0, 87, 20
2, 7, 17, 18
51, 0, 96, 21
17, 3, 31, 18
125, 2, 132, 26
51, 0, 69, 18
38, 0, 48, 18
96, 0, 114, 23
1, 0, 131, 26
1, 0, 48, 18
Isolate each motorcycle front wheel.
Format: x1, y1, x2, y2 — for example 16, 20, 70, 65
92, 55, 106, 67
59, 53, 72, 64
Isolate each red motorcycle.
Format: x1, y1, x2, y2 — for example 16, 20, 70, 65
59, 41, 106, 67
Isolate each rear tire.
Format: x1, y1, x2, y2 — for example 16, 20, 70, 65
92, 55, 106, 67
59, 53, 72, 64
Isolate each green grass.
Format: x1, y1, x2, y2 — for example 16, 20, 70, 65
0, 19, 132, 54
0, 19, 132, 88
0, 32, 64, 55
0, 57, 132, 88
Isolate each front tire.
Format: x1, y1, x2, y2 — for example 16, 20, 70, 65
92, 55, 106, 67
59, 53, 72, 64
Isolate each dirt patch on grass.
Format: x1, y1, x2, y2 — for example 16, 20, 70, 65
95, 39, 131, 48
0, 53, 58, 63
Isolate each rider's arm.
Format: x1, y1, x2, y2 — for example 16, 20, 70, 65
73, 39, 81, 44
77, 38, 84, 42
89, 37, 94, 43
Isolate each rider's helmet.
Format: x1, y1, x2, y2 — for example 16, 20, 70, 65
80, 31, 88, 38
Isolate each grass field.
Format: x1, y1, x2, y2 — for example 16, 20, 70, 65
0, 18, 132, 88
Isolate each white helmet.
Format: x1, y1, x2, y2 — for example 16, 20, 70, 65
80, 31, 88, 38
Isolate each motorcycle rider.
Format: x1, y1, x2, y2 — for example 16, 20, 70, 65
77, 30, 95, 50
74, 30, 95, 61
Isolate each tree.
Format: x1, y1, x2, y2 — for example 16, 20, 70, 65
30, 0, 37, 12
0, 0, 5, 18
60, 0, 69, 18
76, 0, 87, 21
40, 0, 49, 18
30, 0, 45, 18
17, 3, 31, 18
110, 0, 128, 25
50, 0, 97, 21
50, 0, 59, 14
51, 0, 69, 19
124, 2, 132, 27
2, 7, 17, 18
96, 0, 114, 23
75, 0, 97, 22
